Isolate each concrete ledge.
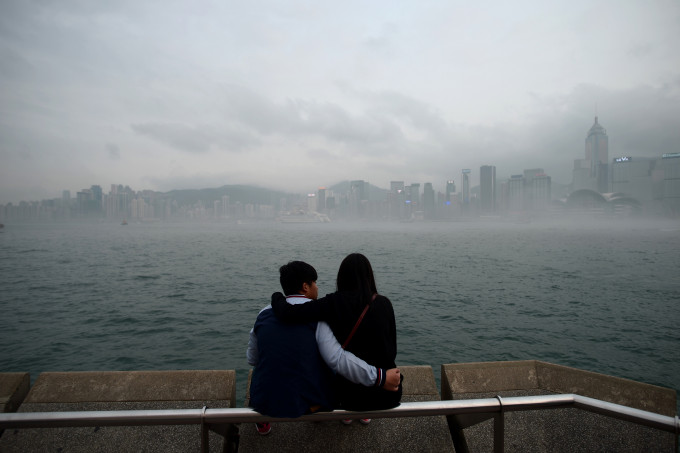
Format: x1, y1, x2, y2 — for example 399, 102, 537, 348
239, 365, 455, 452
441, 361, 677, 452
0, 373, 29, 414
24, 370, 236, 404
536, 361, 676, 416
0, 370, 237, 453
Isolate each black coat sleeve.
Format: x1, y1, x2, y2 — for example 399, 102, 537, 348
270, 291, 337, 323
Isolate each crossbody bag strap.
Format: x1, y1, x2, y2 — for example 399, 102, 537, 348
342, 294, 377, 349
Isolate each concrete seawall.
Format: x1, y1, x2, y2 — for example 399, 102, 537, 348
442, 360, 677, 452
0, 362, 676, 452
0, 370, 237, 452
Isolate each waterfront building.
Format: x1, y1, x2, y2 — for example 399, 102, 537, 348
507, 175, 525, 212
574, 116, 609, 193
658, 152, 680, 215
317, 187, 326, 212
389, 181, 405, 220
503, 170, 551, 213
445, 180, 455, 203
349, 180, 368, 218
461, 170, 471, 213
611, 156, 655, 203
409, 183, 420, 207
531, 173, 552, 211
76, 189, 94, 216
479, 165, 496, 213
221, 195, 230, 218
403, 183, 420, 219
423, 182, 435, 219
306, 193, 316, 213
523, 169, 551, 211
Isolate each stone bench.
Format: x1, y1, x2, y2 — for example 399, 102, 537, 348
0, 373, 29, 414
441, 360, 677, 452
0, 370, 236, 453
238, 365, 456, 452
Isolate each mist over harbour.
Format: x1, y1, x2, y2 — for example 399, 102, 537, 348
1, 219, 678, 414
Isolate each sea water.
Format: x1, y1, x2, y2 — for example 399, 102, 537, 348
1, 219, 678, 413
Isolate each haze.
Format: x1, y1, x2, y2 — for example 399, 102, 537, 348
1, 1, 679, 204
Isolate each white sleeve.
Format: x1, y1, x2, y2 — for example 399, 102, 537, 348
246, 306, 271, 366
246, 327, 259, 366
316, 321, 377, 387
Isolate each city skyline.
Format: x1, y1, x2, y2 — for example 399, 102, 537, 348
2, 1, 679, 205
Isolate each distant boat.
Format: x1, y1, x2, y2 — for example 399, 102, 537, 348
121, 219, 128, 225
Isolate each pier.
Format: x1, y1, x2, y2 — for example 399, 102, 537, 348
1, 361, 677, 452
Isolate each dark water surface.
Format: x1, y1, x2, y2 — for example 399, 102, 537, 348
1, 219, 678, 412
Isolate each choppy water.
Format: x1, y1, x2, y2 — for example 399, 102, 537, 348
1, 219, 679, 413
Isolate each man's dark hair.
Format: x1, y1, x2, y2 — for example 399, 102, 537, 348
279, 261, 318, 296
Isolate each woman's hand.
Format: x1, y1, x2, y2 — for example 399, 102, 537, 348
383, 368, 401, 392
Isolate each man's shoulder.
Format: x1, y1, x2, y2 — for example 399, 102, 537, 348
253, 305, 273, 322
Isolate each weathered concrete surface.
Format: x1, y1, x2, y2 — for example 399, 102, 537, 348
0, 373, 29, 413
442, 360, 677, 453
238, 365, 456, 453
0, 370, 237, 453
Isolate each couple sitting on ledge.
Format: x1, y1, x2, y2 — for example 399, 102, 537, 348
246, 254, 403, 435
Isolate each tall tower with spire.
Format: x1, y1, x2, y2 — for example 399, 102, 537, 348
573, 116, 609, 193
585, 116, 609, 192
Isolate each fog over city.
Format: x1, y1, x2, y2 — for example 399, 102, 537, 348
1, 1, 679, 204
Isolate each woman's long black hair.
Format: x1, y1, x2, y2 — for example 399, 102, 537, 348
336, 253, 377, 305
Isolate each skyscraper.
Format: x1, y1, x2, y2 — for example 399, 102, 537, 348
445, 180, 456, 202
423, 182, 435, 219
461, 170, 471, 214
574, 116, 609, 192
586, 116, 609, 192
480, 165, 496, 213
390, 181, 405, 219
317, 187, 326, 212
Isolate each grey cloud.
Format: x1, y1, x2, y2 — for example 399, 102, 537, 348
106, 143, 120, 160
626, 42, 653, 58
214, 85, 407, 149
361, 22, 400, 55
132, 123, 212, 153
131, 121, 261, 153
145, 172, 245, 194
365, 90, 449, 136
291, 100, 404, 146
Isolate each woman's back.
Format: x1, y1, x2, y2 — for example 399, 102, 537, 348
325, 291, 397, 370
321, 290, 400, 410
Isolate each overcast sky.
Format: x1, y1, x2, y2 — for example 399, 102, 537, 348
1, 1, 679, 204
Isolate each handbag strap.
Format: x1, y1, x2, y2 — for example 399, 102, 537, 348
342, 294, 377, 349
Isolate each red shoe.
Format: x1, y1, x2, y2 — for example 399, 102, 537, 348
359, 419, 371, 424
256, 422, 271, 435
